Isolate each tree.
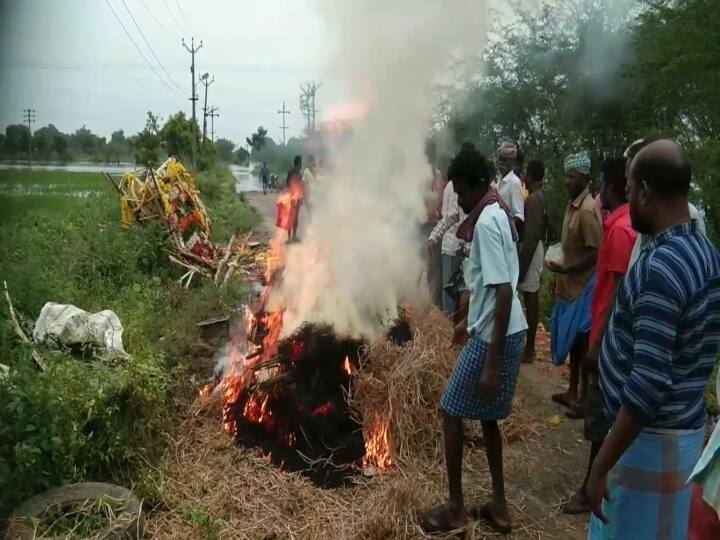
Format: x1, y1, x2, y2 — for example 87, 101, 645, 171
132, 111, 161, 167
4, 125, 30, 158
161, 112, 197, 164
107, 130, 130, 164
213, 138, 235, 163
52, 134, 70, 161
246, 126, 268, 153
233, 146, 250, 165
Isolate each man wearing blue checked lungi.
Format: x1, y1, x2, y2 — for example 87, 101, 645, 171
586, 139, 720, 539
418, 145, 527, 534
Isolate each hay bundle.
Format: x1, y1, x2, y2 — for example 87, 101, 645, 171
352, 308, 536, 468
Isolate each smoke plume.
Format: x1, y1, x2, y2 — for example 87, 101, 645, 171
271, 0, 489, 339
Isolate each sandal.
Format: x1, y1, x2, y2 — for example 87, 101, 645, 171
552, 393, 578, 410
471, 503, 511, 534
418, 504, 467, 534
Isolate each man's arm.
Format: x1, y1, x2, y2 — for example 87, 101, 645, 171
586, 273, 622, 369
549, 208, 601, 274
586, 407, 645, 523
518, 194, 543, 281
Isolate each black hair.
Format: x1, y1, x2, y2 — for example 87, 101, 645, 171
526, 158, 545, 183
448, 146, 491, 188
601, 157, 628, 201
516, 147, 524, 166
293, 155, 302, 167
633, 146, 691, 199
460, 141, 476, 151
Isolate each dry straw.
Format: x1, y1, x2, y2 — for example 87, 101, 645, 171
146, 309, 546, 539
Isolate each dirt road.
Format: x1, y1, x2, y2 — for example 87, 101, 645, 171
240, 190, 591, 538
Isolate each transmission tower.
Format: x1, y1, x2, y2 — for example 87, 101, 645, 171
200, 72, 214, 142
208, 107, 219, 142
299, 82, 321, 134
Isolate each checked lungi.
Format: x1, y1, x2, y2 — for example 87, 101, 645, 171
589, 426, 705, 540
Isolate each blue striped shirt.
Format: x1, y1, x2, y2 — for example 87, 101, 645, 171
600, 221, 720, 429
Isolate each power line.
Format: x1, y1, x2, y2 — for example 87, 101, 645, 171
175, 0, 194, 34
104, 0, 179, 96
119, 0, 182, 91
162, 0, 185, 34
138, 0, 168, 32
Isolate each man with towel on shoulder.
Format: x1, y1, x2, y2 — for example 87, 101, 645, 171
546, 151, 602, 418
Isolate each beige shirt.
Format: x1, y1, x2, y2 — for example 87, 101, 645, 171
554, 188, 602, 301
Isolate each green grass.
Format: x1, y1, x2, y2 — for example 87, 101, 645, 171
0, 166, 258, 522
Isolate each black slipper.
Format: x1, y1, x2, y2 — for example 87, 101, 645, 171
418, 504, 466, 534
552, 393, 577, 410
472, 503, 512, 535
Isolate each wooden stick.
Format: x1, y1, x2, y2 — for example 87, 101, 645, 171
168, 255, 212, 278
215, 234, 236, 284
101, 172, 123, 194
3, 281, 46, 371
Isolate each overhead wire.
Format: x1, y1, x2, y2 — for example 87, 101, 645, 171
175, 0, 194, 34
104, 0, 180, 96
119, 0, 183, 91
138, 0, 168, 32
161, 0, 187, 35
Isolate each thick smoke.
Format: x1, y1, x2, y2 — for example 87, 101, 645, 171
271, 0, 489, 339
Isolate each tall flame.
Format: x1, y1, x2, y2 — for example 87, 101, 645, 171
362, 415, 393, 471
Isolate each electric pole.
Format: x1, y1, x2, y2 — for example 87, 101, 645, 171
208, 107, 219, 142
23, 108, 36, 168
277, 101, 290, 146
299, 82, 321, 134
200, 72, 214, 143
182, 37, 203, 166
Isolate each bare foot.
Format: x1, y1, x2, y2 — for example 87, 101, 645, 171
473, 501, 511, 534
522, 347, 536, 364
563, 489, 590, 514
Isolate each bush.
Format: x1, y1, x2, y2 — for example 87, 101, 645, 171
0, 166, 258, 522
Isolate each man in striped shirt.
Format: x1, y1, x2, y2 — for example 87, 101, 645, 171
586, 139, 720, 539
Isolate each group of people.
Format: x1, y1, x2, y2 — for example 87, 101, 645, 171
419, 139, 720, 539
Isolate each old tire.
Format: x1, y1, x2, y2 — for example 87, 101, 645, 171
6, 482, 143, 540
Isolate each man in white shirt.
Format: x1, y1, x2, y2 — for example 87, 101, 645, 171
429, 180, 466, 317
496, 142, 525, 234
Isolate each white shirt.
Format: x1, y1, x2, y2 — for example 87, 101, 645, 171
429, 181, 466, 256
497, 170, 524, 222
463, 202, 528, 341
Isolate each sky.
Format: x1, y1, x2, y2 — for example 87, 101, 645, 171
0, 0, 344, 146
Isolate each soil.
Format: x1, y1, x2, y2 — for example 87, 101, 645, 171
160, 191, 593, 539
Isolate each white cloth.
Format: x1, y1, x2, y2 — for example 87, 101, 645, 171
517, 241, 544, 293
429, 181, 466, 255
497, 170, 525, 222
33, 302, 129, 359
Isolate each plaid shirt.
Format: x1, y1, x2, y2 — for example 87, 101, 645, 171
600, 221, 720, 429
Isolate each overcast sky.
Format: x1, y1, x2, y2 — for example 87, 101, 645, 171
0, 0, 344, 145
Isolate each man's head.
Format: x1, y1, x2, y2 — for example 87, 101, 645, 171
599, 157, 628, 211
526, 158, 545, 186
563, 151, 591, 199
293, 155, 302, 169
497, 142, 517, 177
627, 139, 691, 235
449, 145, 492, 214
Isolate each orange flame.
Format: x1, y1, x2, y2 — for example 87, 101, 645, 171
343, 356, 353, 376
362, 416, 393, 472
199, 382, 215, 398
222, 371, 251, 437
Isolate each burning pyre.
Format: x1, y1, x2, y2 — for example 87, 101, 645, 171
204, 188, 401, 487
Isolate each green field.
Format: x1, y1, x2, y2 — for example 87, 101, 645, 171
0, 166, 258, 521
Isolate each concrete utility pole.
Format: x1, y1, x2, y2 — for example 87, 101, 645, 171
299, 82, 321, 134
277, 101, 290, 146
182, 37, 203, 166
200, 72, 214, 143
208, 107, 219, 142
22, 108, 36, 168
